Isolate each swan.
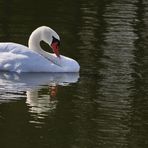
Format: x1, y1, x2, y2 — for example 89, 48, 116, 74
0, 26, 80, 73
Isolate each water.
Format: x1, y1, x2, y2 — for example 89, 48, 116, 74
0, 0, 148, 147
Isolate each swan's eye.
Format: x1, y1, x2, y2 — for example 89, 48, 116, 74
52, 36, 60, 48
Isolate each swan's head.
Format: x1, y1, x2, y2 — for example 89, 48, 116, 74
41, 26, 60, 57
29, 26, 60, 57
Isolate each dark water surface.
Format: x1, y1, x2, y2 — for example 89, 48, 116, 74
0, 0, 148, 148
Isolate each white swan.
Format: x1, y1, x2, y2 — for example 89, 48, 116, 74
0, 26, 80, 73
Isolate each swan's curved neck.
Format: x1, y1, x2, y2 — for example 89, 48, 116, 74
28, 28, 61, 66
28, 29, 45, 53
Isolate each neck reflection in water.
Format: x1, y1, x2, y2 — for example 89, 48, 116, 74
26, 85, 58, 116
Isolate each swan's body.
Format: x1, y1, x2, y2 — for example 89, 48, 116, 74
0, 26, 80, 73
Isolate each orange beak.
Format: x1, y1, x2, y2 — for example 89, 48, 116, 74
51, 42, 60, 57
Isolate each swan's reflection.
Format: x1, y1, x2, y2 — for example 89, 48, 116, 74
0, 72, 79, 91
0, 72, 79, 115
26, 85, 58, 115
